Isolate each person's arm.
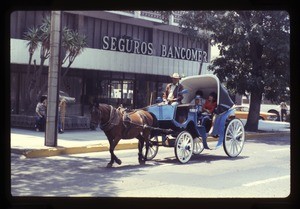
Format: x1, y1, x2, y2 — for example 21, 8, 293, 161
176, 84, 184, 103
35, 104, 43, 118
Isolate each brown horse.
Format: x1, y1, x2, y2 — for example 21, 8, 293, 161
90, 103, 156, 168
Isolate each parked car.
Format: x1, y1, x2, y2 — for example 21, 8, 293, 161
240, 95, 290, 121
43, 91, 76, 104
260, 104, 290, 121
234, 105, 277, 121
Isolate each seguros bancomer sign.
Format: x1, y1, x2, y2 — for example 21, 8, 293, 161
102, 35, 208, 62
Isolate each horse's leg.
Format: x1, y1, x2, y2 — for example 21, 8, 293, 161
137, 135, 145, 165
107, 138, 122, 168
144, 136, 150, 162
107, 139, 115, 168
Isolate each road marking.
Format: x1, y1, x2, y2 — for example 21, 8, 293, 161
266, 148, 290, 152
243, 175, 290, 187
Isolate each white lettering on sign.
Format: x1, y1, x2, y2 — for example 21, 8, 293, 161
160, 45, 208, 62
102, 36, 153, 55
101, 36, 208, 62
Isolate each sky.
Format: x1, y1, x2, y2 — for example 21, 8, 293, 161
210, 45, 220, 60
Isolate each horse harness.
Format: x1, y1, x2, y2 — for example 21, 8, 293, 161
118, 106, 150, 131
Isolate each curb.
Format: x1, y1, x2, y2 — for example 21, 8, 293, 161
245, 131, 290, 139
12, 142, 139, 158
12, 131, 290, 158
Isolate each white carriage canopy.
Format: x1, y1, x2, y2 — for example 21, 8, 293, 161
180, 74, 234, 113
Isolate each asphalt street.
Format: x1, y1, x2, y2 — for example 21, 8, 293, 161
10, 134, 291, 198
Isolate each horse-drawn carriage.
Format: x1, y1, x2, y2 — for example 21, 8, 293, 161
90, 74, 245, 167
143, 74, 245, 164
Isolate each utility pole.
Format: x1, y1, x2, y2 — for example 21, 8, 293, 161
45, 11, 61, 146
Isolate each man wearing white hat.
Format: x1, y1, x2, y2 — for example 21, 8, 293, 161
163, 73, 184, 105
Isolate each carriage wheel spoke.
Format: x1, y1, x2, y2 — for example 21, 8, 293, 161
224, 119, 245, 157
175, 131, 193, 163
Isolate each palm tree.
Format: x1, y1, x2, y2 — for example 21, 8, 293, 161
61, 27, 88, 78
23, 15, 88, 114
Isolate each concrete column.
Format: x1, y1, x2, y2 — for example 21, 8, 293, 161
45, 11, 61, 147
168, 13, 174, 25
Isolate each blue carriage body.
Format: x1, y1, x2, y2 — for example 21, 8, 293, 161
147, 74, 236, 149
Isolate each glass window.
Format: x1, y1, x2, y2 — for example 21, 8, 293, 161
122, 80, 134, 107
109, 80, 122, 107
109, 80, 134, 108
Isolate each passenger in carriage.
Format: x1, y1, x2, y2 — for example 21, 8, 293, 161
193, 95, 203, 125
202, 92, 217, 114
163, 73, 184, 105
190, 90, 205, 105
201, 92, 217, 132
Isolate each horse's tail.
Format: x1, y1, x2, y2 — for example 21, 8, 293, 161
148, 112, 158, 128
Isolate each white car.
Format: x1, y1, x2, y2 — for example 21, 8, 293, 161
234, 105, 278, 121
260, 104, 290, 121
59, 91, 76, 104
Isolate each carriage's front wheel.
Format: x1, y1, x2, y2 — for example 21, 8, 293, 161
142, 136, 159, 160
175, 131, 194, 163
223, 118, 245, 157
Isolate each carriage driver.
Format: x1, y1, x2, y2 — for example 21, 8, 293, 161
163, 73, 184, 105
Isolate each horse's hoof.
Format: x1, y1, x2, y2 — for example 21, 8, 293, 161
106, 163, 113, 168
116, 158, 122, 165
139, 160, 146, 165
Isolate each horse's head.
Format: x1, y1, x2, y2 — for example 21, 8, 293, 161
90, 104, 101, 130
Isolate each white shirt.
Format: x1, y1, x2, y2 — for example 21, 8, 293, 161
167, 84, 178, 100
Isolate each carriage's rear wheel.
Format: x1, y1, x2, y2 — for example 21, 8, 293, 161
223, 118, 245, 157
193, 137, 204, 155
142, 136, 159, 160
174, 131, 194, 163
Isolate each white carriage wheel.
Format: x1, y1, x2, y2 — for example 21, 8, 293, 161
142, 136, 159, 160
193, 137, 204, 155
223, 118, 245, 157
174, 131, 194, 164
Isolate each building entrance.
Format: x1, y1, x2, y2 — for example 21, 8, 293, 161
110, 80, 134, 108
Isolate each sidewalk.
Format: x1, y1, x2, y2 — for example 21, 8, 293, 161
10, 120, 290, 158
11, 127, 139, 158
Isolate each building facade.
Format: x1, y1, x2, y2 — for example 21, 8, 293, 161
10, 11, 211, 121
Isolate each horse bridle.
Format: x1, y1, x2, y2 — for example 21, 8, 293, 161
94, 104, 121, 132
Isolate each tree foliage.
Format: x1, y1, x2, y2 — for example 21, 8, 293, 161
23, 15, 88, 114
179, 11, 290, 131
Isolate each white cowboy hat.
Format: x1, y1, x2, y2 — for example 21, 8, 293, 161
170, 73, 181, 79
